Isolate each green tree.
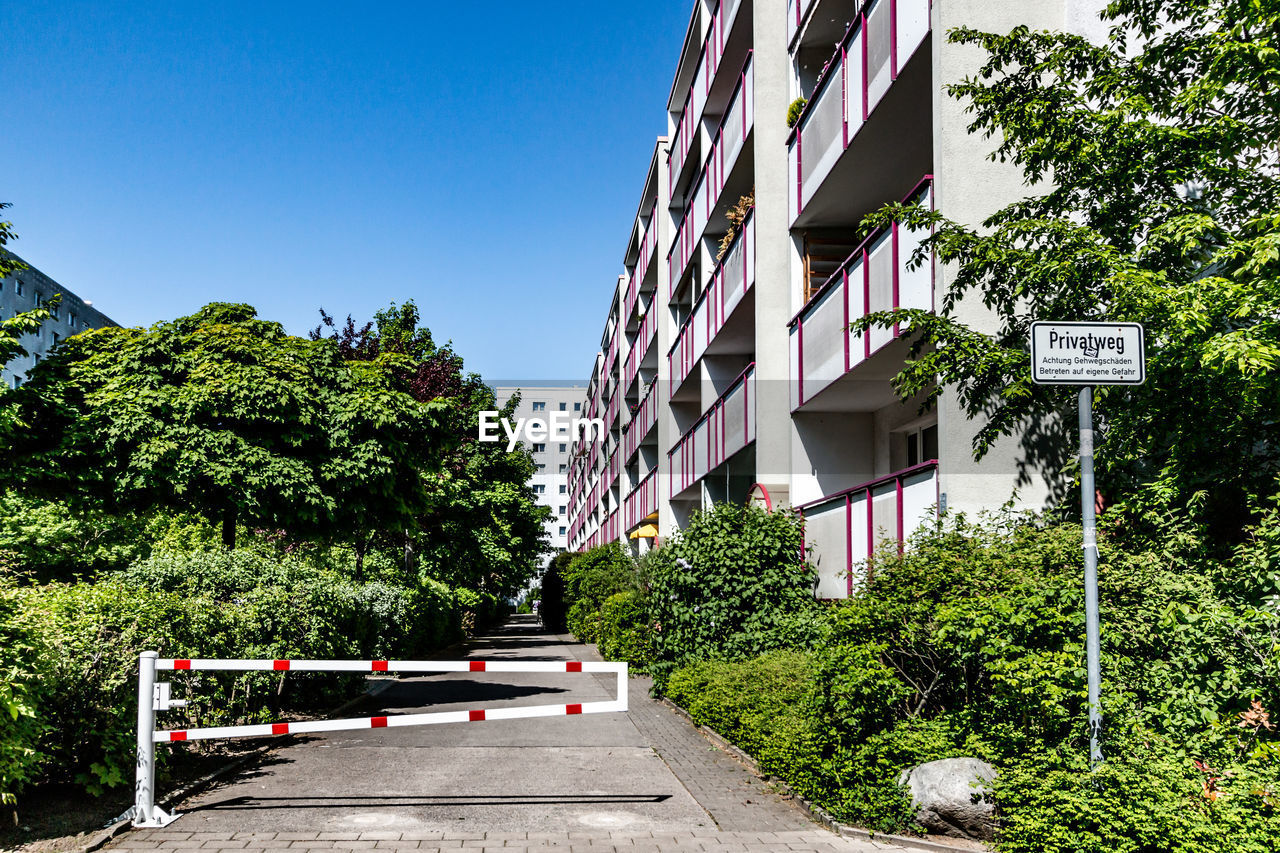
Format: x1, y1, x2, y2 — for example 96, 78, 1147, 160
3, 303, 450, 550
313, 302, 549, 594
859, 0, 1280, 537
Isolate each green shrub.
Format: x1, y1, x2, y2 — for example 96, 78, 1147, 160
563, 544, 636, 644
597, 590, 654, 671
538, 551, 572, 633
993, 731, 1280, 853
666, 651, 825, 793
646, 503, 822, 687
0, 583, 43, 804
0, 546, 490, 800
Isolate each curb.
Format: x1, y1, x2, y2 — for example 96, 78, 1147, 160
660, 698, 988, 853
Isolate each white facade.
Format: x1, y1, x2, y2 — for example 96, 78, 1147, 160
491, 383, 588, 556
566, 0, 1106, 595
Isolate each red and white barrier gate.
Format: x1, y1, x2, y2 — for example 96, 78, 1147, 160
128, 652, 628, 827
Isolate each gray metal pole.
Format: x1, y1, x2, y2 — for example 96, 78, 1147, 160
1079, 387, 1103, 766
134, 651, 158, 825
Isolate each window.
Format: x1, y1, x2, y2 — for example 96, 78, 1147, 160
574, 403, 581, 411
51, 332, 60, 346
533, 484, 546, 494
559, 443, 567, 453
32, 354, 41, 366
532, 443, 545, 453
559, 402, 567, 411
559, 485, 567, 494
559, 526, 567, 536
906, 424, 939, 467
14, 280, 23, 296
532, 401, 546, 411
68, 312, 77, 327
11, 376, 21, 389
559, 464, 567, 473
559, 506, 566, 514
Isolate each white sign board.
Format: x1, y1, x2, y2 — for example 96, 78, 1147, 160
1030, 321, 1145, 385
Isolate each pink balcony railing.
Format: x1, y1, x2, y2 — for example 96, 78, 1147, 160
604, 330, 620, 379
623, 382, 659, 461
786, 0, 820, 46
667, 53, 756, 300
799, 462, 938, 598
624, 469, 660, 531
667, 209, 756, 395
789, 178, 932, 410
668, 0, 744, 189
623, 216, 658, 323
606, 385, 621, 427
624, 301, 658, 389
787, 0, 931, 220
607, 437, 621, 483
668, 364, 755, 497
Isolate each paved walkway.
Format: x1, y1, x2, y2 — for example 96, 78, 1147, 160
109, 617, 911, 852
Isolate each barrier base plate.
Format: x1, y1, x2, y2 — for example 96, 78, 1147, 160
121, 805, 181, 828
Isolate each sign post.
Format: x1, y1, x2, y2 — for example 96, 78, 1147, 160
1031, 321, 1145, 767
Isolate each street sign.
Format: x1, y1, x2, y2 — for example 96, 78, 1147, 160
1029, 320, 1146, 768
1030, 321, 1145, 385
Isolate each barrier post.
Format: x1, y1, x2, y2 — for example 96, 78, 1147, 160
133, 651, 176, 827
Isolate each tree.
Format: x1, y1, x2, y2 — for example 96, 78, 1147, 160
313, 302, 550, 595
3, 303, 451, 550
858, 0, 1280, 538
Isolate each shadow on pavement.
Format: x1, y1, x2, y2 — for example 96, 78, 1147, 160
367, 678, 570, 709
183, 793, 672, 812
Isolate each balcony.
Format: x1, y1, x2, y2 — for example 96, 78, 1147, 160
787, 0, 813, 46
668, 0, 745, 192
624, 301, 658, 390
624, 215, 658, 324
789, 179, 932, 410
799, 462, 938, 598
668, 53, 756, 299
623, 382, 659, 462
668, 210, 757, 395
787, 0, 931, 225
669, 363, 755, 498
624, 469, 660, 531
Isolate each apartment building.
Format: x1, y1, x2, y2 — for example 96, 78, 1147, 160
491, 382, 589, 558
1, 254, 116, 388
566, 0, 1106, 596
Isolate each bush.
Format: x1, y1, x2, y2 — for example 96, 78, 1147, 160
563, 544, 636, 644
666, 651, 826, 795
1, 547, 492, 801
538, 551, 572, 633
0, 583, 43, 804
646, 503, 822, 687
994, 731, 1280, 853
597, 590, 654, 671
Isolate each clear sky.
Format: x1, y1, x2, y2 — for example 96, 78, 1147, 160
1, 0, 690, 379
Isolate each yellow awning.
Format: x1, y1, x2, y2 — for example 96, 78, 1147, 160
629, 523, 659, 539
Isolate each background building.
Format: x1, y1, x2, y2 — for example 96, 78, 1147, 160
1, 254, 116, 388
566, 0, 1108, 595
490, 381, 589, 559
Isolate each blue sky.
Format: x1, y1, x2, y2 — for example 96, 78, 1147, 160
1, 1, 690, 378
